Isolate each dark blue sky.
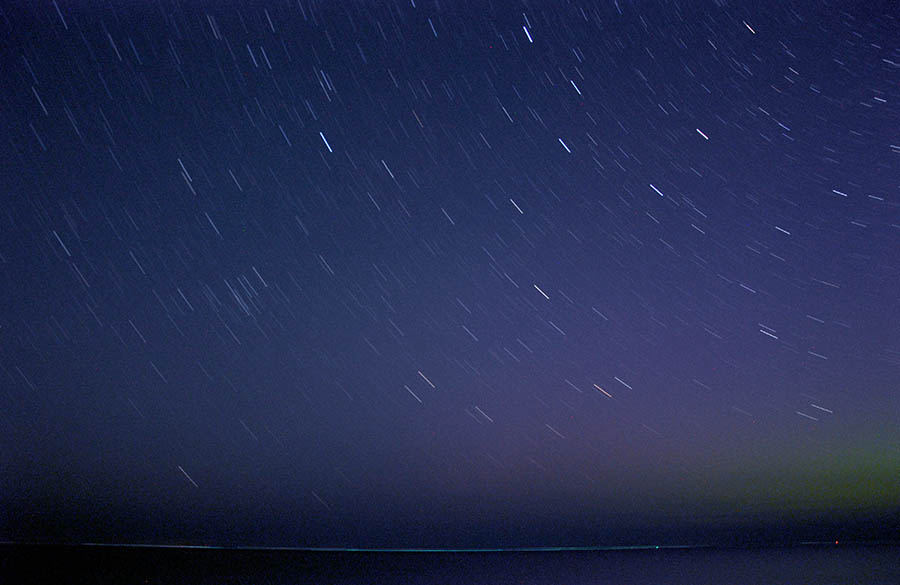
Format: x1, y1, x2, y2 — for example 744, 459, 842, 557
2, 0, 898, 548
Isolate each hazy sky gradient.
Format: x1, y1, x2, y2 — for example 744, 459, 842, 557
2, 0, 898, 547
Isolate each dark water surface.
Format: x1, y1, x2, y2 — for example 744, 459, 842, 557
4, 543, 898, 584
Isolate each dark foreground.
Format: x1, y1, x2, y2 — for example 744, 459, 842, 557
3, 543, 898, 584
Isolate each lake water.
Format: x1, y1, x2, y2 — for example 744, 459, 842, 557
5, 543, 898, 584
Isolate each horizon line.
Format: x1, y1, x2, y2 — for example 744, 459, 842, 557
2, 540, 894, 552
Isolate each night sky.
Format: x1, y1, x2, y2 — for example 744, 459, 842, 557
2, 0, 899, 549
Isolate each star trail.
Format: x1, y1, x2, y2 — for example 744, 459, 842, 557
1, 0, 898, 549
